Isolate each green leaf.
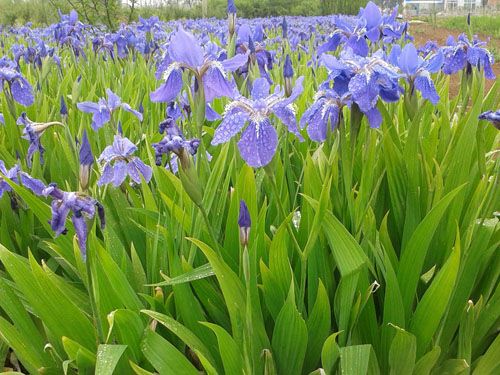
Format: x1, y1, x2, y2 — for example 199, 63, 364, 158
410, 230, 461, 357
305, 280, 331, 372
321, 332, 341, 374
473, 334, 500, 375
413, 346, 441, 375
200, 322, 244, 375
272, 287, 308, 375
140, 330, 198, 375
340, 345, 380, 375
398, 185, 464, 319
147, 263, 214, 287
186, 238, 246, 346
389, 326, 417, 375
95, 345, 128, 375
140, 310, 217, 369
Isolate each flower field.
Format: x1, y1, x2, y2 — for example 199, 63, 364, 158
0, 1, 499, 374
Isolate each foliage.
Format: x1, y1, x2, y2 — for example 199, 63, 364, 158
0, 3, 499, 375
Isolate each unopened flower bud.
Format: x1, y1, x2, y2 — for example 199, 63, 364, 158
283, 54, 294, 97
238, 199, 251, 247
79, 130, 93, 191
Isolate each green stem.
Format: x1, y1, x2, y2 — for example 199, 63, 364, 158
86, 250, 104, 343
200, 204, 221, 254
267, 172, 302, 257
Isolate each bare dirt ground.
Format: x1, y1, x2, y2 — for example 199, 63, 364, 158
410, 22, 500, 96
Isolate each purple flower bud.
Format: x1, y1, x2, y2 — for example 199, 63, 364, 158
60, 96, 68, 116
283, 54, 294, 78
282, 17, 288, 39
238, 199, 251, 246
117, 120, 123, 135
467, 13, 471, 26
227, 0, 237, 14
79, 130, 93, 191
79, 130, 93, 166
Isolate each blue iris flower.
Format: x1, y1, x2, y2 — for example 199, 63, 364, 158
211, 76, 304, 168
0, 160, 20, 198
17, 112, 64, 167
320, 50, 402, 127
97, 134, 152, 187
22, 174, 104, 260
77, 88, 143, 131
441, 34, 495, 80
0, 58, 35, 106
300, 89, 352, 142
389, 43, 443, 104
151, 28, 248, 103
152, 118, 201, 174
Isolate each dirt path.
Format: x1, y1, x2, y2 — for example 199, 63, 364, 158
409, 22, 499, 96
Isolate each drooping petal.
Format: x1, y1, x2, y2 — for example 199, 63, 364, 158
212, 107, 249, 145
98, 163, 114, 186
168, 28, 204, 68
237, 119, 278, 168
203, 66, 236, 102
273, 105, 303, 140
72, 213, 88, 260
50, 200, 70, 236
349, 73, 378, 112
205, 104, 221, 121
364, 107, 382, 128
10, 77, 34, 106
426, 50, 444, 73
77, 101, 100, 113
150, 67, 183, 103
121, 103, 143, 122
415, 73, 440, 105
221, 53, 248, 72
132, 158, 152, 183
20, 172, 46, 196
112, 160, 128, 187
91, 108, 111, 130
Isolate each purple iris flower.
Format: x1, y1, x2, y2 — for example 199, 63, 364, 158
17, 112, 63, 167
300, 89, 352, 142
21, 172, 104, 259
320, 50, 401, 127
152, 118, 200, 173
150, 28, 247, 103
97, 135, 152, 187
0, 160, 20, 198
236, 25, 274, 83
478, 110, 500, 130
77, 89, 143, 131
442, 34, 495, 79
0, 58, 35, 106
389, 43, 443, 104
318, 2, 383, 57
0, 113, 4, 124
211, 76, 304, 168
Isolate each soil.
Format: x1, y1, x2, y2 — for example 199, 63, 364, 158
409, 22, 500, 96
